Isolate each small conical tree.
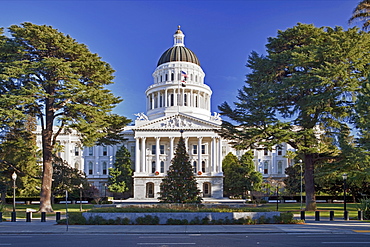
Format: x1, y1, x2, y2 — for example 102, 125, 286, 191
159, 136, 202, 203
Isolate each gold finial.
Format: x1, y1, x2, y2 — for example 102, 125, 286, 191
175, 25, 183, 34
178, 25, 181, 30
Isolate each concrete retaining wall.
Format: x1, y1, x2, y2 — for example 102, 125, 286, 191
82, 212, 280, 224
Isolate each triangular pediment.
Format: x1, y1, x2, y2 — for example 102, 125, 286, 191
134, 113, 220, 131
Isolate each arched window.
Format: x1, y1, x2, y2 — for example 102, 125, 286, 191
102, 162, 107, 175
88, 162, 93, 175
152, 161, 156, 173
165, 74, 168, 81
171, 72, 174, 81
263, 161, 269, 174
146, 183, 154, 198
277, 161, 283, 174
160, 161, 165, 173
201, 161, 206, 173
203, 183, 211, 197
74, 162, 79, 170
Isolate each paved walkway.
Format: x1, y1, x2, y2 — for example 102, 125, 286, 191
0, 216, 369, 235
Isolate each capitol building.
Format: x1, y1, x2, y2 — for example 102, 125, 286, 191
35, 27, 294, 200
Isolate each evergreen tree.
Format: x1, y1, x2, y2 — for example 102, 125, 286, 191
223, 152, 262, 198
159, 136, 201, 203
0, 23, 130, 212
108, 145, 133, 197
219, 24, 370, 210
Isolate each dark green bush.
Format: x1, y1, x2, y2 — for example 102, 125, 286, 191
135, 215, 160, 225
166, 218, 189, 225
57, 213, 86, 225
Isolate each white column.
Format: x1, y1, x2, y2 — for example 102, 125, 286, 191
212, 137, 216, 173
218, 138, 222, 173
165, 89, 168, 107
169, 137, 174, 162
151, 94, 154, 109
157, 91, 160, 108
155, 137, 160, 173
141, 137, 146, 173
198, 137, 202, 172
135, 137, 140, 173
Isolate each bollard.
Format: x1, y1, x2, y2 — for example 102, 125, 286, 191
358, 211, 363, 221
344, 210, 349, 221
329, 211, 334, 221
315, 211, 320, 221
11, 212, 16, 222
300, 211, 305, 221
26, 212, 32, 222
41, 212, 46, 222
0, 212, 2, 222
56, 212, 61, 221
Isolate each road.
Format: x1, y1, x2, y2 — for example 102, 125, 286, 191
1, 233, 370, 247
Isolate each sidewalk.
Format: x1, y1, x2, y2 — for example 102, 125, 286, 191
0, 216, 369, 235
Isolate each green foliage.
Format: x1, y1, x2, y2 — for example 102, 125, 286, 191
159, 136, 202, 204
135, 215, 160, 225
108, 146, 133, 195
0, 22, 130, 211
357, 198, 370, 220
284, 165, 304, 195
52, 155, 89, 199
58, 212, 86, 225
222, 152, 262, 198
349, 0, 370, 31
218, 23, 370, 210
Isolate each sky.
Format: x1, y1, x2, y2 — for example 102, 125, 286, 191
0, 0, 362, 123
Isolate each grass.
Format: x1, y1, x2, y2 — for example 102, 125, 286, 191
0, 202, 364, 220
1, 204, 93, 219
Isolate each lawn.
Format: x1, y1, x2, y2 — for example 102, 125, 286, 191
0, 202, 362, 219
1, 203, 93, 219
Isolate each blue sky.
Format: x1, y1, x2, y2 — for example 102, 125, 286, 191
1, 0, 361, 123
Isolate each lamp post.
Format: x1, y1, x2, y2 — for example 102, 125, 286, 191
342, 173, 349, 220
11, 172, 17, 222
276, 183, 279, 211
79, 183, 83, 212
298, 160, 303, 210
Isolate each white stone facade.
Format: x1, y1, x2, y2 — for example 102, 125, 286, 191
34, 27, 295, 200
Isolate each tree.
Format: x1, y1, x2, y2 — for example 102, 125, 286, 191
222, 152, 244, 197
159, 136, 201, 203
218, 24, 370, 210
0, 116, 41, 198
108, 145, 133, 198
223, 152, 262, 198
349, 0, 370, 31
0, 23, 130, 212
52, 155, 88, 201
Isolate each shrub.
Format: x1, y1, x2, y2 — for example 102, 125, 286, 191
135, 215, 160, 225
166, 218, 189, 225
57, 213, 86, 225
357, 198, 370, 220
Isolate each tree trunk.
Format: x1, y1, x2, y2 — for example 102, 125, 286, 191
39, 115, 54, 212
304, 153, 316, 211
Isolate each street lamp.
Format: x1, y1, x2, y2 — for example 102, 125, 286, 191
276, 183, 279, 211
342, 173, 349, 220
79, 183, 83, 212
298, 160, 303, 210
11, 172, 17, 222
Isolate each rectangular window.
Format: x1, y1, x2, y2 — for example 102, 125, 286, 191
103, 146, 107, 156
152, 145, 156, 155
193, 145, 197, 155
160, 145, 165, 154
201, 144, 206, 154
89, 147, 93, 156
75, 147, 79, 156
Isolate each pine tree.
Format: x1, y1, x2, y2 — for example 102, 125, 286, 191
159, 136, 201, 204
108, 146, 133, 197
